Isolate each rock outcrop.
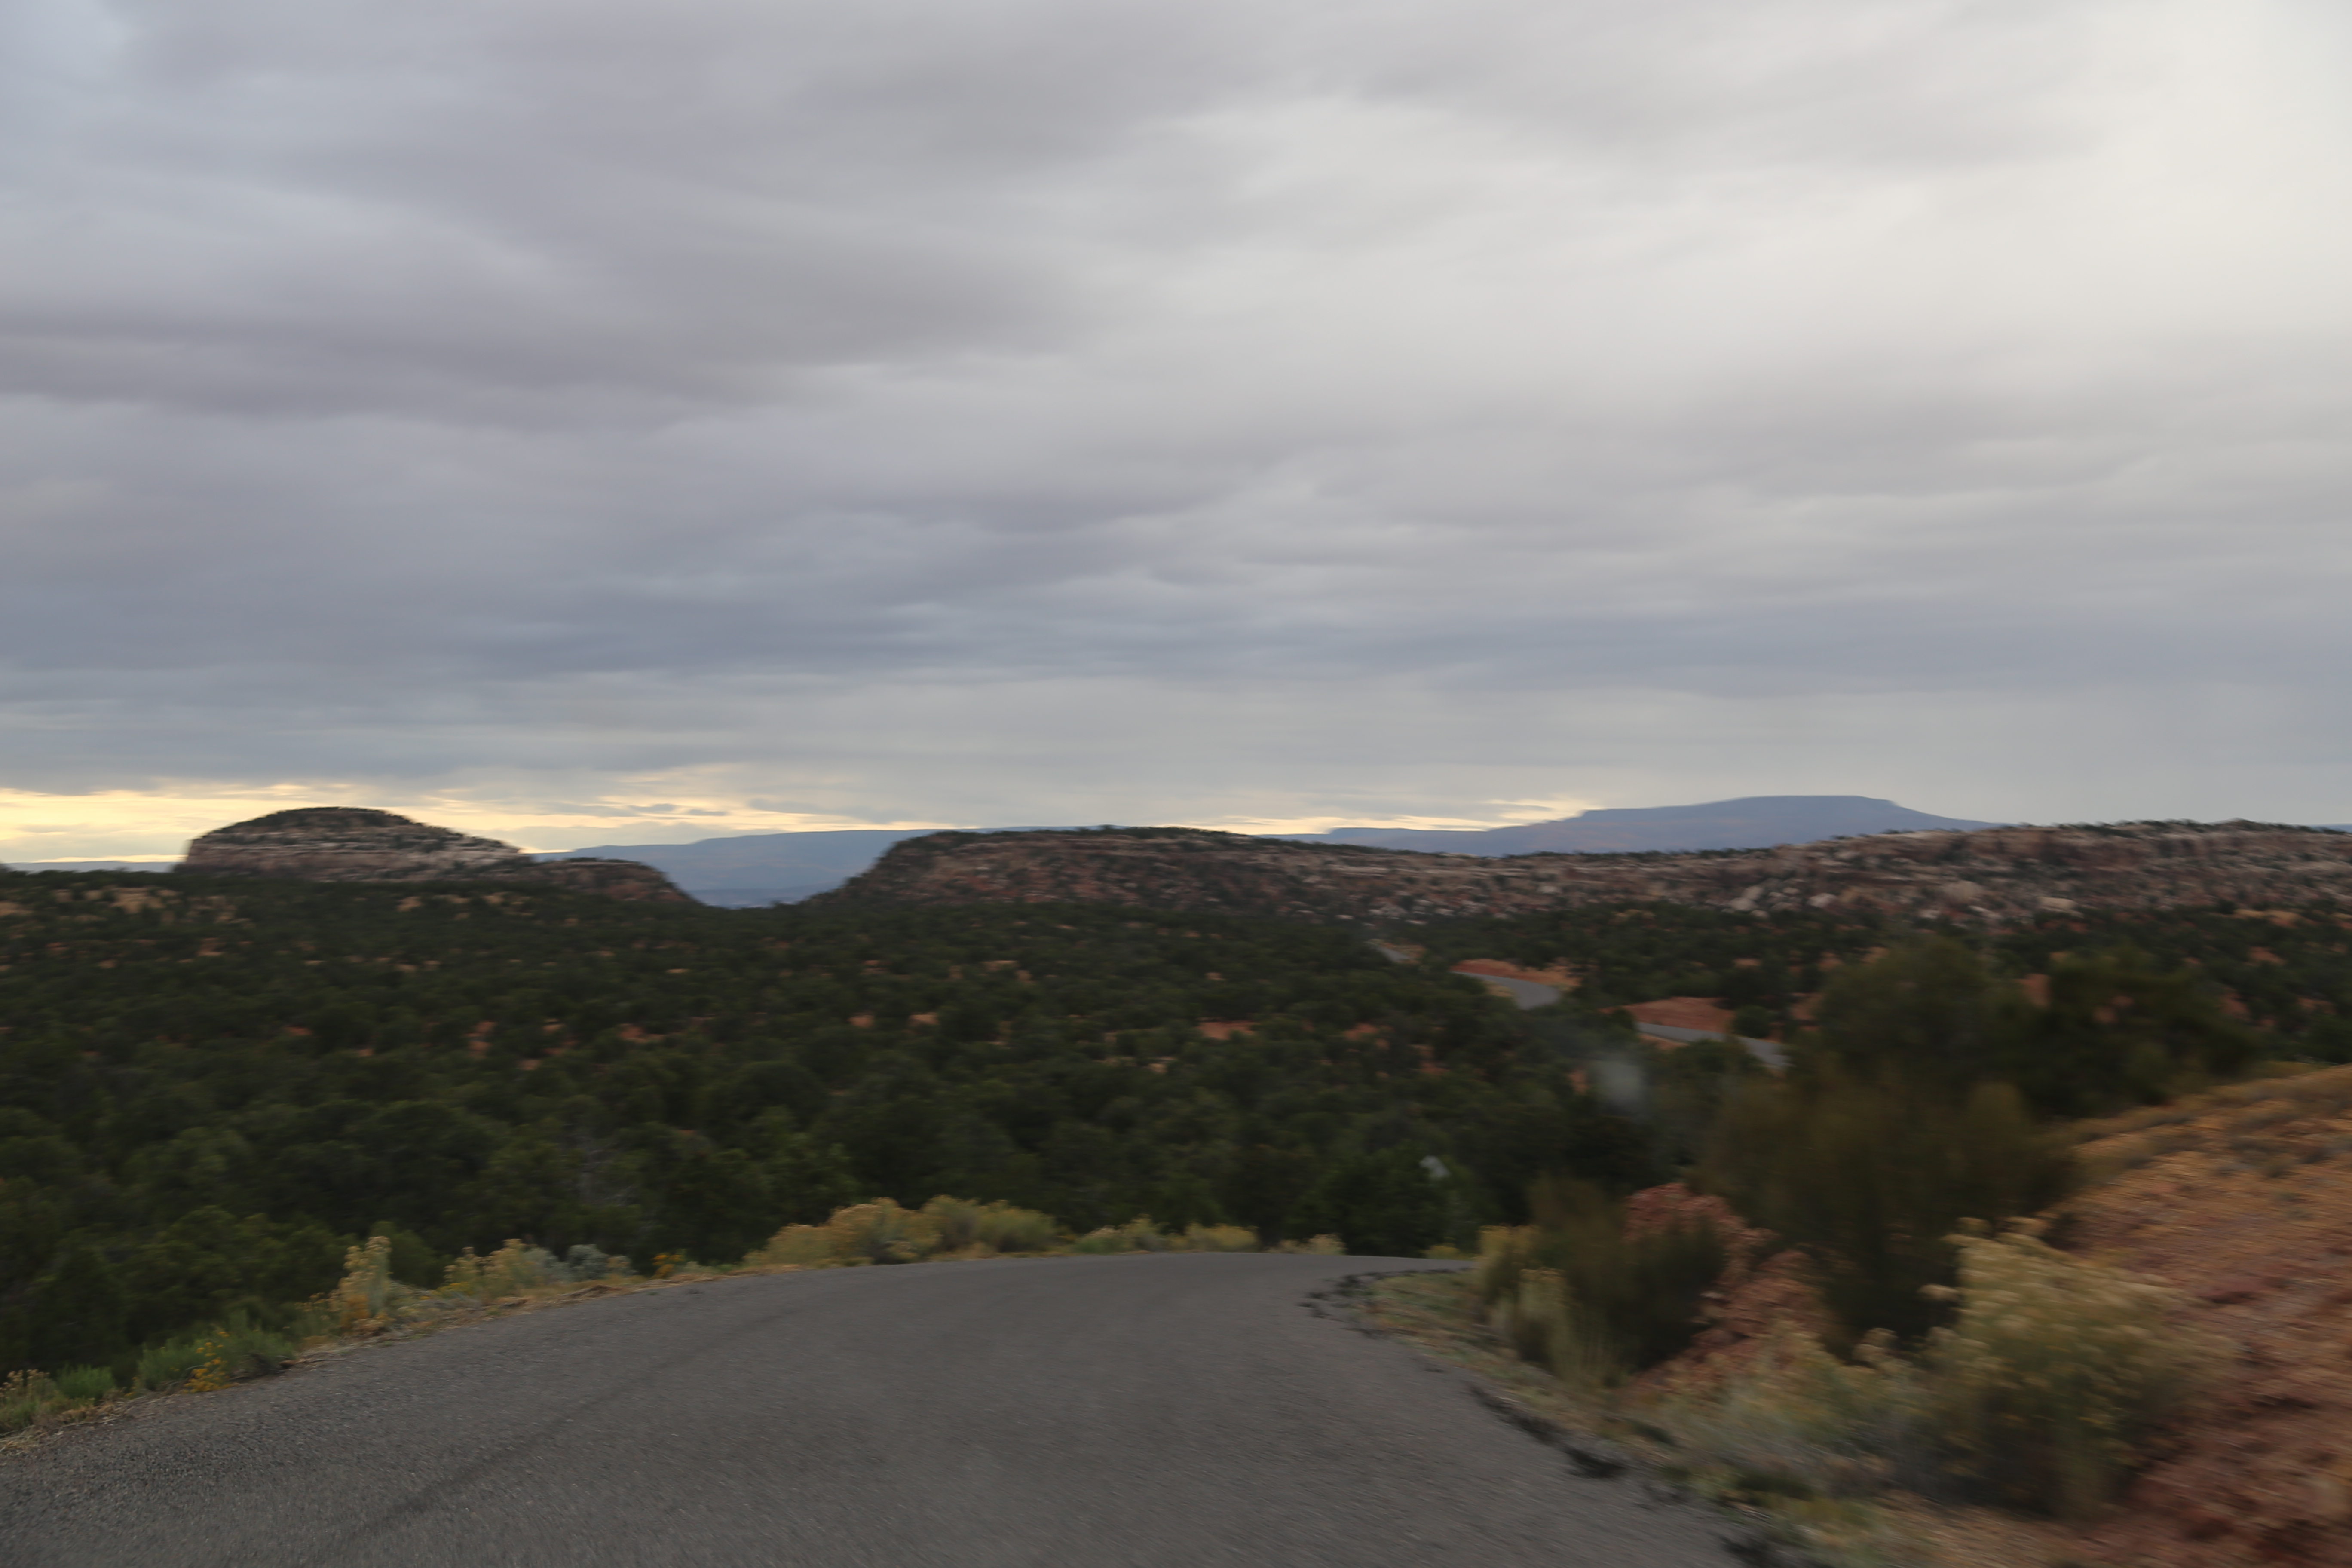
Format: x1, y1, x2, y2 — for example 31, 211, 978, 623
807, 821, 2352, 923
176, 808, 687, 902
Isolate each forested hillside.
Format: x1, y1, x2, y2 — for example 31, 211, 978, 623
1417, 899, 2352, 1059
0, 872, 1643, 1375
6, 867, 2343, 1386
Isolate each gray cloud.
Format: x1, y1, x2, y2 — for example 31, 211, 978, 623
4, 0, 2351, 851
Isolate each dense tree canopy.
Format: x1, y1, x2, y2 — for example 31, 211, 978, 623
6, 870, 2342, 1376
0, 873, 1642, 1374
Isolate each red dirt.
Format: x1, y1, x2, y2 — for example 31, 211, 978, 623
2061, 1067, 2352, 1567
1625, 996, 1738, 1033
1452, 958, 1580, 988
1617, 1185, 1828, 1400
1605, 1072, 2352, 1565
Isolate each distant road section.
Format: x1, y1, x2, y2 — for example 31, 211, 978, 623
1632, 1021, 1789, 1071
0, 1255, 1736, 1568
1406, 950, 1788, 1071
1460, 971, 1562, 1009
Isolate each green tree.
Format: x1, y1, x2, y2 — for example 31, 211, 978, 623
1701, 1074, 2071, 1342
27, 1239, 129, 1370
1815, 937, 2031, 1096
1292, 1147, 1452, 1257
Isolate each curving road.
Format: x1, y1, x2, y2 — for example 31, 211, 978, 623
0, 1254, 1743, 1567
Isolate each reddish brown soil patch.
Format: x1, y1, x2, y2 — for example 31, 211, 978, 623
1451, 958, 1580, 988
1617, 1185, 1831, 1401
2060, 1066, 2352, 1567
1625, 996, 1737, 1033
1605, 1076, 2352, 1566
1194, 1020, 1253, 1040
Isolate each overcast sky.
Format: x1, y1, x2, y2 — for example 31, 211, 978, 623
5, 0, 2349, 859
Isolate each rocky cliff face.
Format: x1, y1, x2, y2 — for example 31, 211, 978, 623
808, 822, 2352, 923
176, 808, 687, 902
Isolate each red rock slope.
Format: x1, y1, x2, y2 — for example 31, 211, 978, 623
2063, 1068, 2352, 1567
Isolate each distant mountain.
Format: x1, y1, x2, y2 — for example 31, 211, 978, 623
533, 798, 2002, 906
3, 860, 175, 873
1271, 796, 2000, 855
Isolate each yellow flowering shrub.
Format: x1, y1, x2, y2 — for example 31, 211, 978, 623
1270, 1234, 1345, 1255
443, 1238, 557, 1298
333, 1234, 406, 1330
1072, 1216, 1172, 1253
748, 1198, 940, 1266
1926, 1219, 2213, 1518
186, 1333, 236, 1393
920, 1195, 1060, 1254
1178, 1224, 1261, 1253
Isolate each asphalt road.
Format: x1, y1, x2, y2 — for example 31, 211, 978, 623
1461, 971, 1564, 1009
0, 1254, 1745, 1568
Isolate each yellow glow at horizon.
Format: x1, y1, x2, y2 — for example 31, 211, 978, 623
0, 787, 965, 861
0, 787, 1602, 862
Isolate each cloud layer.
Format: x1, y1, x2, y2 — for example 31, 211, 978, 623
6, 0, 2350, 855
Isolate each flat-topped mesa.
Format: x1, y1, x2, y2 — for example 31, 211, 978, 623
180, 808, 528, 881
807, 820, 2352, 924
176, 808, 688, 902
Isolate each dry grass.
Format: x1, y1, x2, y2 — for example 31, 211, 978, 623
1369, 1199, 2221, 1565
1924, 1221, 2215, 1519
1361, 1272, 2083, 1568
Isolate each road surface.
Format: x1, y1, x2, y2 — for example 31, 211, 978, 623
1460, 971, 1563, 1009
0, 1254, 1745, 1567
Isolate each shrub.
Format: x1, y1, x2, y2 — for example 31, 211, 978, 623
1270, 1234, 1345, 1255
332, 1234, 406, 1331
1650, 1325, 1928, 1500
443, 1240, 560, 1298
1289, 1147, 1453, 1257
921, 1195, 1059, 1255
1816, 936, 2260, 1116
825, 1200, 936, 1263
551, 1243, 627, 1282
0, 1371, 60, 1433
744, 1197, 1253, 1267
136, 1337, 212, 1390
745, 1224, 836, 1268
1633, 1219, 2218, 1524
974, 1203, 1059, 1254
1701, 1075, 2071, 1342
1491, 1264, 1613, 1386
140, 1314, 294, 1391
1071, 1217, 1172, 1254
1474, 1180, 1727, 1386
920, 1195, 987, 1251
747, 1199, 939, 1267
53, 1365, 116, 1404
1926, 1220, 2213, 1519
1178, 1224, 1259, 1252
